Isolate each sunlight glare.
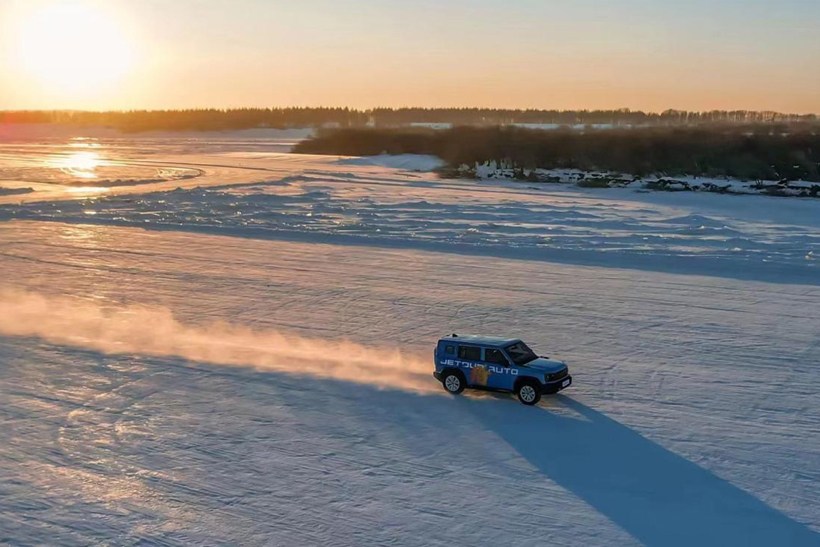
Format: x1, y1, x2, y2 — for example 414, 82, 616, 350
52, 151, 102, 179
13, 2, 136, 94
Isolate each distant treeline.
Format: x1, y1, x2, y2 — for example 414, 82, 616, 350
1, 107, 817, 132
0, 108, 360, 132
294, 125, 820, 182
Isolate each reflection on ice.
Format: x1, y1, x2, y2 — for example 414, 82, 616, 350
68, 137, 102, 149
57, 224, 106, 243
53, 151, 102, 179
0, 146, 202, 196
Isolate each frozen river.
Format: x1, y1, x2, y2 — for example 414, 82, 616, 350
1, 136, 819, 546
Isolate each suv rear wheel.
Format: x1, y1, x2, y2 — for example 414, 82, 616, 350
442, 371, 465, 395
516, 380, 541, 405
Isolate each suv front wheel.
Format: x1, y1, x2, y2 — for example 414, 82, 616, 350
442, 371, 466, 395
516, 380, 541, 405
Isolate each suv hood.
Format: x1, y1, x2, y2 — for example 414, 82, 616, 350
521, 357, 566, 373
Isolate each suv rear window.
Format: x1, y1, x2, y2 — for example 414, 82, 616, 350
457, 345, 481, 361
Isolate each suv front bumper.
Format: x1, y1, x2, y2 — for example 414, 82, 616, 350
543, 375, 572, 394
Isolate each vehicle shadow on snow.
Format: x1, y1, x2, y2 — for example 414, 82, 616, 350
462, 393, 820, 547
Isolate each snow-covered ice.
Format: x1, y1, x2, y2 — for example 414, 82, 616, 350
334, 153, 444, 171
1, 137, 819, 546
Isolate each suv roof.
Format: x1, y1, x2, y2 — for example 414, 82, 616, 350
437, 334, 521, 348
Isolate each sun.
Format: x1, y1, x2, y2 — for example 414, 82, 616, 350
13, 1, 136, 94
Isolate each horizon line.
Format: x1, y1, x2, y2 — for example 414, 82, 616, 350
1, 107, 818, 118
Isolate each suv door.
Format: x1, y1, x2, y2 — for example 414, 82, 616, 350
457, 345, 484, 386
483, 347, 516, 390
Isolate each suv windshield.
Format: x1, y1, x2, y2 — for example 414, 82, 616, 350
505, 342, 538, 365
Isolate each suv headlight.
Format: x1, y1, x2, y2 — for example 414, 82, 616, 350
545, 373, 552, 382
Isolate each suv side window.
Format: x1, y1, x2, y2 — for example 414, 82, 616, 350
457, 345, 481, 361
485, 348, 508, 366
444, 345, 455, 355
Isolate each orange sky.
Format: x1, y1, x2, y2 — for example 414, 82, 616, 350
1, 0, 818, 113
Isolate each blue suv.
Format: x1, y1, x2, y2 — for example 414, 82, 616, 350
433, 334, 572, 405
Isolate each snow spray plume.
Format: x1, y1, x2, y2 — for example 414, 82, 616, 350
0, 289, 437, 393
